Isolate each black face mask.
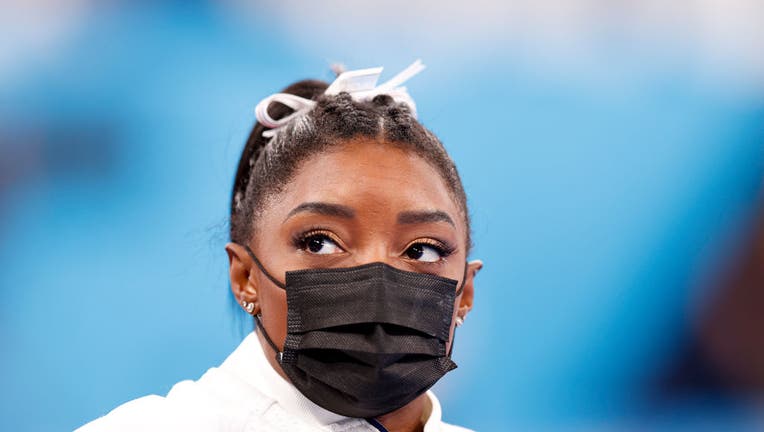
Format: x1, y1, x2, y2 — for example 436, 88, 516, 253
244, 245, 466, 419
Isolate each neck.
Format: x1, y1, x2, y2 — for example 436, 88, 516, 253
374, 394, 429, 432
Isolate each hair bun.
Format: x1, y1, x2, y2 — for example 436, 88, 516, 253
230, 79, 328, 216
371, 94, 395, 107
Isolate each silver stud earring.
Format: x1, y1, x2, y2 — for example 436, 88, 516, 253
240, 299, 255, 314
455, 316, 464, 327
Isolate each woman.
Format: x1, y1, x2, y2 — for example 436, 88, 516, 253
78, 61, 483, 432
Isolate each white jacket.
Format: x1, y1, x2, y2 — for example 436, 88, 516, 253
77, 332, 473, 432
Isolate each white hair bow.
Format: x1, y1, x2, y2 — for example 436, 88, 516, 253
254, 59, 426, 138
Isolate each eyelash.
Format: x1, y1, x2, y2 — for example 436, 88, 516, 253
291, 227, 343, 252
291, 227, 457, 263
404, 238, 456, 263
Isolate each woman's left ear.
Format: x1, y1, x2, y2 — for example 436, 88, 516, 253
458, 259, 483, 318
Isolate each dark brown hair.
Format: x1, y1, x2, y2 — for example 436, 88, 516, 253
230, 78, 471, 252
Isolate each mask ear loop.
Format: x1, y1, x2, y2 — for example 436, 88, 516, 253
243, 244, 286, 362
448, 261, 469, 358
254, 314, 284, 363
455, 261, 468, 296
244, 245, 286, 289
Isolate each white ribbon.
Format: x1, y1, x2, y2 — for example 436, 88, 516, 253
254, 59, 426, 138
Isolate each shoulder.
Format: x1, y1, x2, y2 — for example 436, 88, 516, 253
76, 367, 274, 432
424, 390, 474, 432
75, 393, 193, 432
439, 423, 475, 432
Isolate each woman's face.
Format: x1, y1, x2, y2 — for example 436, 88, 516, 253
226, 137, 481, 376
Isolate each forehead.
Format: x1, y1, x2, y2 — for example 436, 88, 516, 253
260, 138, 464, 228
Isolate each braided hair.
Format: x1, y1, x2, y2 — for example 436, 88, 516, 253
230, 78, 471, 252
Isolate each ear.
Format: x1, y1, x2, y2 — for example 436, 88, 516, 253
457, 259, 482, 320
226, 242, 260, 314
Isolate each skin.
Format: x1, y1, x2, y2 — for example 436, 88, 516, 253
226, 137, 482, 432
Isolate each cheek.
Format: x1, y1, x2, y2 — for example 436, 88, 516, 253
258, 276, 289, 346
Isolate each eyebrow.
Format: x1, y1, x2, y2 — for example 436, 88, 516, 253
397, 210, 455, 227
284, 202, 356, 223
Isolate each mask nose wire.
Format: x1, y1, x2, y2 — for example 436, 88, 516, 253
246, 243, 468, 295
247, 242, 467, 296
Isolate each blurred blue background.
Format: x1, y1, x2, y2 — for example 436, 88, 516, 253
1, 1, 763, 431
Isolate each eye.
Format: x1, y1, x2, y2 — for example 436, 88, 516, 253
299, 232, 343, 255
405, 243, 446, 263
